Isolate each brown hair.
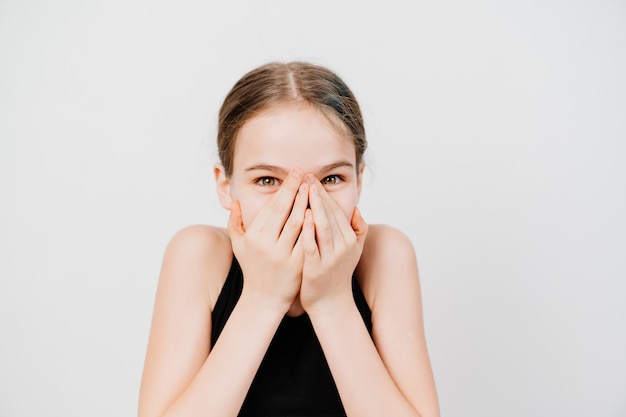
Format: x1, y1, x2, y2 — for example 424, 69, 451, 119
217, 61, 367, 177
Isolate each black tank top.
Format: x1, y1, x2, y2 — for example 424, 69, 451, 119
211, 257, 373, 417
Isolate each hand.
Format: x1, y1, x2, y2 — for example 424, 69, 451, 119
299, 175, 368, 315
228, 170, 309, 312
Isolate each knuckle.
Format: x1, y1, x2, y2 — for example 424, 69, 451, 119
286, 217, 302, 231
319, 235, 333, 246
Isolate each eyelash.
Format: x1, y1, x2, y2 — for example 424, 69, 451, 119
320, 175, 344, 185
254, 175, 345, 187
255, 176, 280, 187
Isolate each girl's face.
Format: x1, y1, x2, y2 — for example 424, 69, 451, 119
216, 103, 363, 229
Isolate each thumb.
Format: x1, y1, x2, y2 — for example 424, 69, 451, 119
228, 200, 246, 241
351, 207, 368, 246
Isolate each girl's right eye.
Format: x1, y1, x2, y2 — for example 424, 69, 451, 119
255, 177, 279, 187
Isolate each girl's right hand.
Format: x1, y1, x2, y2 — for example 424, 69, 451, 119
228, 169, 309, 313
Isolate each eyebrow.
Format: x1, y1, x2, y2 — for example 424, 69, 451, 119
244, 160, 355, 175
244, 164, 289, 176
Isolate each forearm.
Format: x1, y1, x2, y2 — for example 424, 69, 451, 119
309, 297, 421, 417
161, 295, 286, 417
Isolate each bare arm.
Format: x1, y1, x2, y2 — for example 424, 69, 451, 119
299, 177, 439, 416
311, 225, 440, 417
138, 170, 309, 417
137, 226, 285, 417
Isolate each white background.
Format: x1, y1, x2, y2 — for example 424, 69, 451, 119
1, 1, 625, 416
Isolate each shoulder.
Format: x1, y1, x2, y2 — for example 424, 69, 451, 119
165, 224, 230, 256
356, 224, 419, 310
361, 224, 416, 260
358, 224, 418, 279
160, 224, 233, 309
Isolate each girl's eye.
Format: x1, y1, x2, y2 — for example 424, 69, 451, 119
321, 175, 342, 185
256, 177, 279, 186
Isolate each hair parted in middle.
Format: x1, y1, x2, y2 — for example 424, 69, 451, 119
217, 61, 367, 177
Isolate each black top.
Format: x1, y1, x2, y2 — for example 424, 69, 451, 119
211, 257, 373, 417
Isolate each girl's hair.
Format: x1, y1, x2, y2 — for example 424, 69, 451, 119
217, 61, 367, 177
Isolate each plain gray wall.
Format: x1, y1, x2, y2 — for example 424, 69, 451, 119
1, 1, 625, 416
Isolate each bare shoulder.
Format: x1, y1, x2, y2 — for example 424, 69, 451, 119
362, 224, 416, 259
165, 224, 230, 256
358, 224, 418, 276
160, 224, 233, 309
356, 224, 419, 310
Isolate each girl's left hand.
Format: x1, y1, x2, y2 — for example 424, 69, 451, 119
299, 175, 368, 315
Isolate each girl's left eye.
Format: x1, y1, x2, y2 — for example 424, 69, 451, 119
321, 175, 342, 185
256, 177, 279, 186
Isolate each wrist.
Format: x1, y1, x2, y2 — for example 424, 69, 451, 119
305, 292, 356, 323
238, 286, 293, 317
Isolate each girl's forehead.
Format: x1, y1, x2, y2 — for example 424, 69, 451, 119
242, 102, 349, 135
233, 104, 356, 171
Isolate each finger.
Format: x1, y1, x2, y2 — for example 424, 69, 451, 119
301, 208, 320, 260
315, 180, 354, 244
227, 200, 245, 241
278, 182, 309, 250
249, 169, 304, 238
350, 206, 369, 246
307, 180, 334, 257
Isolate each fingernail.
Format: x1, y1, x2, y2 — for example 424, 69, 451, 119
306, 174, 316, 185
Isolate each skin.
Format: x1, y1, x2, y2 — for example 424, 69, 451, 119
138, 103, 440, 417
216, 103, 365, 316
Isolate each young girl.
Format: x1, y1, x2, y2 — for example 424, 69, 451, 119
138, 62, 440, 417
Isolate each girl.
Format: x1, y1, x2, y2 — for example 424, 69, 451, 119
138, 62, 440, 417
